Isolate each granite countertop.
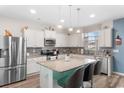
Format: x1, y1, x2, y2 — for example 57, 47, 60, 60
27, 53, 45, 59
37, 56, 96, 72
27, 53, 95, 59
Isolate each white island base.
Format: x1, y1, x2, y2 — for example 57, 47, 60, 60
38, 57, 96, 88
40, 65, 61, 88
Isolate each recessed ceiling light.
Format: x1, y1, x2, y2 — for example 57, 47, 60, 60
68, 28, 73, 32
76, 29, 80, 33
57, 25, 63, 29
30, 9, 36, 14
60, 19, 65, 23
89, 14, 95, 18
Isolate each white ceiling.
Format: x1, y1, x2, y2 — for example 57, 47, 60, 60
0, 5, 124, 28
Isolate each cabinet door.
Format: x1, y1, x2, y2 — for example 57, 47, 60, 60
51, 31, 56, 39
27, 59, 40, 75
55, 33, 60, 47
45, 30, 56, 39
98, 30, 105, 47
25, 29, 44, 47
56, 33, 64, 47
69, 34, 83, 47
104, 29, 112, 47
35, 31, 44, 47
0, 27, 4, 36
56, 32, 69, 47
98, 29, 112, 47
45, 30, 50, 38
25, 29, 35, 47
63, 34, 69, 47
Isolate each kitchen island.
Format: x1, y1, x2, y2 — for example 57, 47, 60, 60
37, 55, 96, 88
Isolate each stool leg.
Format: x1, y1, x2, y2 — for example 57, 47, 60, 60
82, 82, 84, 88
91, 79, 93, 88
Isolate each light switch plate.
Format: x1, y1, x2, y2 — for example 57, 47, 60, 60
113, 49, 119, 53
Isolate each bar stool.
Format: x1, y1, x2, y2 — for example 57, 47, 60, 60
83, 62, 96, 88
94, 61, 102, 75
57, 65, 88, 88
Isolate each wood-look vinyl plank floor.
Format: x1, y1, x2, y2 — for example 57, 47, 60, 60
1, 74, 124, 88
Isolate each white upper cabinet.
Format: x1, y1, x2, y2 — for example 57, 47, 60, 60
44, 30, 56, 39
35, 31, 44, 47
68, 33, 84, 47
25, 29, 44, 47
104, 28, 112, 47
56, 32, 84, 47
55, 32, 69, 47
98, 28, 112, 47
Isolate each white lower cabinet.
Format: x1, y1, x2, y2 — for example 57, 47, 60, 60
27, 57, 47, 75
27, 59, 40, 75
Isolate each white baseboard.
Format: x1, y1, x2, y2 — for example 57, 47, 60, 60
27, 72, 40, 77
113, 72, 124, 76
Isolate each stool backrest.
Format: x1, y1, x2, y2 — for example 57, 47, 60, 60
66, 65, 88, 88
83, 62, 96, 81
94, 61, 102, 75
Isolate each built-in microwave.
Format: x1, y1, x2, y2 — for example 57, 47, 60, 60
44, 38, 56, 46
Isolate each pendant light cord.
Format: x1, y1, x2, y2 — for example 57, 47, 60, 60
69, 5, 72, 28
77, 8, 80, 27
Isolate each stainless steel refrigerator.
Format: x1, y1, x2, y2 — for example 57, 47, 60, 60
0, 36, 27, 86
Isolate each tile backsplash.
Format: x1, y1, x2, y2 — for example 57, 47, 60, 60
27, 47, 84, 55
56, 47, 84, 54
27, 47, 42, 55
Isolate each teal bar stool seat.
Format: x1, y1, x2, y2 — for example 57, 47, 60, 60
57, 65, 87, 88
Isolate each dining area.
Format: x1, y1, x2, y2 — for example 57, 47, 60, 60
37, 55, 102, 88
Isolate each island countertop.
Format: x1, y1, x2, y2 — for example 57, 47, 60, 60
37, 56, 96, 72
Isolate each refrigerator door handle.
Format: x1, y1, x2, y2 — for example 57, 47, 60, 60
24, 38, 27, 64
8, 37, 12, 67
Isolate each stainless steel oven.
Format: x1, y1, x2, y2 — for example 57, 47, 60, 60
44, 38, 56, 46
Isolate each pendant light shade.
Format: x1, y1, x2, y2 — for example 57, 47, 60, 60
68, 5, 73, 32
76, 29, 80, 33
57, 25, 63, 29
76, 8, 81, 33
57, 6, 63, 29
68, 28, 73, 32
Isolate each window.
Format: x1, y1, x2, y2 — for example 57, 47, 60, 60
83, 31, 100, 55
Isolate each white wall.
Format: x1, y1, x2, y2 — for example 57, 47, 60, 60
0, 15, 43, 37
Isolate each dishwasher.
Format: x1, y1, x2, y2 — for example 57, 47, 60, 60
101, 56, 113, 76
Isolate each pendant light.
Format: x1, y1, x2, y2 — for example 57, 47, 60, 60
76, 8, 80, 33
68, 5, 73, 32
59, 6, 65, 23
57, 6, 63, 29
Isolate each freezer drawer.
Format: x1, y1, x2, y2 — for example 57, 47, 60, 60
0, 67, 16, 86
0, 68, 9, 86
0, 65, 26, 86
16, 65, 26, 81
